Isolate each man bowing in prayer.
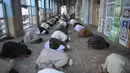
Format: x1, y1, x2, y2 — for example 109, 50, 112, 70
51, 30, 70, 42
35, 48, 73, 70
87, 35, 109, 49
44, 38, 70, 52
98, 53, 130, 73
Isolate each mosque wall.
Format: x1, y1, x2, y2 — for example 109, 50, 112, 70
100, 0, 130, 48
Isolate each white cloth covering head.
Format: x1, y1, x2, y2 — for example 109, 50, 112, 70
60, 16, 66, 21
38, 68, 64, 73
44, 40, 65, 52
34, 28, 41, 34
55, 16, 59, 19
56, 23, 66, 29
34, 28, 46, 35
51, 31, 68, 42
74, 24, 85, 32
41, 23, 50, 29
70, 19, 78, 25
23, 31, 39, 44
47, 20, 52, 25
50, 18, 56, 24
52, 18, 57, 21
67, 14, 70, 20
59, 19, 67, 27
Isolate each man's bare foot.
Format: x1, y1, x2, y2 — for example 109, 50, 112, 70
98, 64, 103, 73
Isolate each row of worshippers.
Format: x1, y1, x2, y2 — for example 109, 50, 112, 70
0, 15, 60, 58
22, 13, 73, 72
21, 13, 71, 44
69, 19, 130, 73
37, 53, 130, 73
35, 14, 74, 73
22, 15, 59, 44
0, 14, 73, 73
1, 13, 130, 73
36, 17, 130, 73
0, 14, 61, 73
35, 14, 111, 73
69, 19, 109, 49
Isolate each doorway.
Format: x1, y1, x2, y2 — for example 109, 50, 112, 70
61, 5, 67, 15
20, 0, 34, 30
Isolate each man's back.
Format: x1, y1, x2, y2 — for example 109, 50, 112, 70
90, 35, 106, 43
103, 53, 130, 73
87, 35, 107, 49
38, 68, 64, 73
0, 59, 12, 73
36, 49, 68, 68
51, 31, 67, 42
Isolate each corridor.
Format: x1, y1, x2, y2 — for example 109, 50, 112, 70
0, 0, 130, 73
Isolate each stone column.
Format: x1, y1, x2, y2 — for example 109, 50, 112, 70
54, 0, 58, 15
4, 0, 23, 37
44, 0, 47, 21
49, 0, 51, 18
75, 0, 81, 20
35, 0, 39, 26
57, 0, 60, 14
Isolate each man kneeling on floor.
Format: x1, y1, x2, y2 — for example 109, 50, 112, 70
35, 48, 73, 70
22, 31, 43, 44
36, 27, 49, 35
57, 25, 69, 34
29, 27, 49, 35
74, 24, 93, 37
87, 35, 109, 49
44, 38, 70, 52
41, 22, 52, 29
1, 41, 31, 58
0, 59, 18, 73
98, 53, 130, 73
51, 30, 70, 42
57, 19, 68, 28
69, 19, 78, 26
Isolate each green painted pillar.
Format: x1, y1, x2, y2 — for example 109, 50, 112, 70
109, 0, 122, 42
